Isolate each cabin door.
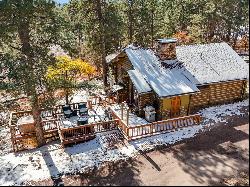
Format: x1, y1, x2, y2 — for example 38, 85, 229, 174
171, 96, 181, 118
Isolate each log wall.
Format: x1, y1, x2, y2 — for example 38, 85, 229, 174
138, 92, 155, 116
113, 56, 133, 84
189, 80, 247, 113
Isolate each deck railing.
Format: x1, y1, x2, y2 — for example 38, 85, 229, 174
126, 114, 201, 140
9, 104, 120, 151
10, 111, 60, 152
110, 107, 202, 141
111, 109, 129, 139
10, 99, 202, 152
58, 119, 119, 147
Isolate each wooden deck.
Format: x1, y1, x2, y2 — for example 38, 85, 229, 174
10, 111, 59, 152
10, 96, 118, 152
58, 120, 119, 147
10, 96, 202, 152
111, 108, 202, 141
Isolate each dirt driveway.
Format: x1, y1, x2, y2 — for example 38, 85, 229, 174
29, 109, 249, 186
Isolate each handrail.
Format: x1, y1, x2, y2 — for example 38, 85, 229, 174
126, 114, 202, 140
59, 119, 119, 132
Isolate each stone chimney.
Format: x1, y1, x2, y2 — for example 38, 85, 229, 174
154, 38, 177, 60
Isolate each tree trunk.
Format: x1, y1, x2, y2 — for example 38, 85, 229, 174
150, 5, 154, 48
65, 89, 69, 105
94, 0, 108, 88
226, 28, 231, 43
65, 70, 69, 104
128, 0, 134, 44
17, 17, 46, 147
32, 95, 46, 147
232, 33, 239, 50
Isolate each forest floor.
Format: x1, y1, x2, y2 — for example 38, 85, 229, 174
26, 104, 249, 186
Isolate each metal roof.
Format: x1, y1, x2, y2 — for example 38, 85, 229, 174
125, 47, 199, 97
127, 69, 152, 94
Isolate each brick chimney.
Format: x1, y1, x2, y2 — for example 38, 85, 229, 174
154, 38, 177, 60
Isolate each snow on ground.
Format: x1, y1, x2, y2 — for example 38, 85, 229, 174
111, 104, 149, 126
56, 89, 90, 106
199, 99, 249, 124
0, 111, 8, 125
69, 90, 90, 104
0, 126, 11, 156
59, 105, 108, 128
0, 99, 249, 185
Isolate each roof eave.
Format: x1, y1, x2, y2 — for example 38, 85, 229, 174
158, 90, 200, 98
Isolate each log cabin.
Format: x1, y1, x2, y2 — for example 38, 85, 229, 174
107, 39, 249, 121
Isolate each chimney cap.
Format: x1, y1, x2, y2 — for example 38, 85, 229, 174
155, 38, 177, 44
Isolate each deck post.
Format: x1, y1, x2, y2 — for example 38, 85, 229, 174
121, 102, 124, 120
126, 108, 129, 126
87, 99, 93, 110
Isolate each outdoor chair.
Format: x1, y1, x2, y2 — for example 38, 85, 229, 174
62, 105, 73, 118
79, 103, 88, 116
72, 108, 78, 116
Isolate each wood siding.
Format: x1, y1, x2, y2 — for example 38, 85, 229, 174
160, 95, 190, 120
189, 80, 246, 113
112, 56, 133, 84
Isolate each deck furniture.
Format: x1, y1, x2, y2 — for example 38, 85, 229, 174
79, 102, 88, 116
77, 116, 88, 126
62, 105, 73, 118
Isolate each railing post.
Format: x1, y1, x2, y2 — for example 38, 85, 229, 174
127, 127, 130, 140
126, 108, 129, 126
121, 102, 124, 120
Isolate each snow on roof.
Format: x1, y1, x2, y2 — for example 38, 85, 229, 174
176, 42, 249, 85
127, 69, 152, 94
125, 47, 199, 97
111, 84, 124, 92
162, 60, 201, 85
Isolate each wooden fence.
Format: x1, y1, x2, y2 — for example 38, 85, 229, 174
111, 107, 202, 141
126, 114, 201, 140
10, 111, 60, 152
58, 120, 119, 147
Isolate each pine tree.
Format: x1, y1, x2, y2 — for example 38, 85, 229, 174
0, 0, 60, 147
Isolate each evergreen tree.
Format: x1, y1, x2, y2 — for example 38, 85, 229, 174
0, 0, 60, 146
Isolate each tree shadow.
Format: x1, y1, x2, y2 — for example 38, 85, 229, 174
15, 142, 65, 186
138, 150, 161, 172
158, 116, 249, 185
0, 160, 24, 185
40, 146, 64, 186
77, 159, 143, 186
